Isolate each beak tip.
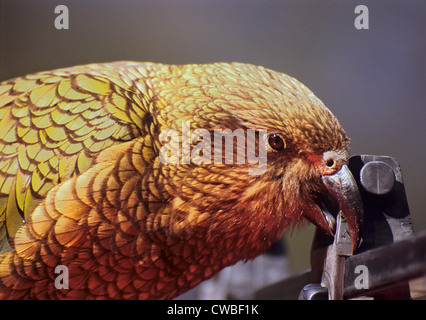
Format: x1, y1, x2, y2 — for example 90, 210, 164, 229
322, 164, 364, 255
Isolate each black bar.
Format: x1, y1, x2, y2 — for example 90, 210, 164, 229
343, 230, 426, 298
250, 231, 426, 300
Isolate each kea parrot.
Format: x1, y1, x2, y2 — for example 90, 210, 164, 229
0, 61, 363, 299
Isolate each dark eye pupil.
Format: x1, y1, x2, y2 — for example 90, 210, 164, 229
268, 134, 284, 150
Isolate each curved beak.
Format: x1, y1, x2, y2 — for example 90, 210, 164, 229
321, 165, 364, 253
303, 165, 363, 253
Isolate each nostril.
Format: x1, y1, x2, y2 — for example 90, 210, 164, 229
326, 159, 335, 168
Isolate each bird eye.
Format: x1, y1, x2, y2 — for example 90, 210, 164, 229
268, 134, 285, 151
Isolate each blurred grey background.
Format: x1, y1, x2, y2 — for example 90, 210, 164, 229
0, 0, 425, 288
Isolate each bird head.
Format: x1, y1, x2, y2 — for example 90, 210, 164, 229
153, 62, 363, 254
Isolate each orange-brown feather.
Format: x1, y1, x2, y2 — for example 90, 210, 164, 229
0, 61, 349, 299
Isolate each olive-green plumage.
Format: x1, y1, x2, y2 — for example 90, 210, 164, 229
0, 61, 351, 299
